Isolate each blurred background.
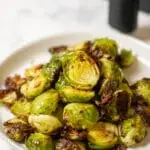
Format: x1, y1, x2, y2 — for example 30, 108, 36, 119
0, 0, 150, 149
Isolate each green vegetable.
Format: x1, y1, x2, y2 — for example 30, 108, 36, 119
28, 114, 62, 134
63, 103, 99, 129
60, 86, 95, 103
132, 78, 150, 105
3, 118, 32, 142
92, 38, 118, 60
21, 55, 61, 99
88, 122, 118, 149
120, 49, 135, 68
62, 51, 100, 90
31, 89, 59, 115
11, 99, 31, 116
100, 58, 123, 81
20, 72, 49, 99
25, 133, 53, 150
119, 115, 146, 147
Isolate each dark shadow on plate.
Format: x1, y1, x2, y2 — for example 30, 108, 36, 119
132, 25, 150, 41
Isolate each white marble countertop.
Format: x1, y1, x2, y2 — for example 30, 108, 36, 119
0, 0, 150, 149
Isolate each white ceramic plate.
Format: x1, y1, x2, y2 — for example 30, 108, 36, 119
0, 32, 150, 150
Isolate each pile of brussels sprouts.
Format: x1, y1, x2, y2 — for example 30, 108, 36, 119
1, 37, 150, 150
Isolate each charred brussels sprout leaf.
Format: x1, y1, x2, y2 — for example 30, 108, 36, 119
99, 78, 119, 104
62, 51, 100, 90
61, 126, 87, 140
119, 49, 135, 68
3, 118, 32, 142
55, 138, 86, 150
88, 122, 118, 149
25, 133, 53, 150
92, 38, 118, 60
100, 58, 123, 81
119, 115, 146, 147
30, 89, 59, 115
11, 99, 31, 116
63, 103, 99, 129
132, 78, 150, 105
28, 114, 62, 134
0, 90, 17, 106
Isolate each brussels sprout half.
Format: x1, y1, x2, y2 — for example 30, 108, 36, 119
25, 133, 53, 150
62, 51, 100, 90
119, 115, 147, 147
88, 122, 118, 149
30, 89, 59, 115
132, 78, 150, 105
63, 103, 99, 129
100, 58, 123, 81
28, 114, 62, 134
3, 118, 32, 142
92, 38, 118, 60
11, 99, 31, 116
59, 86, 95, 103
55, 138, 86, 150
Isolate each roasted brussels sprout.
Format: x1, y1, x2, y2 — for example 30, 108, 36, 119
92, 38, 118, 60
55, 138, 86, 150
100, 58, 123, 81
119, 49, 135, 68
132, 78, 150, 105
30, 89, 59, 115
88, 122, 118, 149
56, 74, 95, 103
62, 51, 100, 90
119, 115, 146, 147
28, 114, 62, 134
25, 133, 53, 150
20, 72, 49, 99
21, 55, 61, 99
63, 103, 99, 129
0, 90, 17, 106
3, 118, 32, 142
11, 99, 31, 116
59, 86, 95, 103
